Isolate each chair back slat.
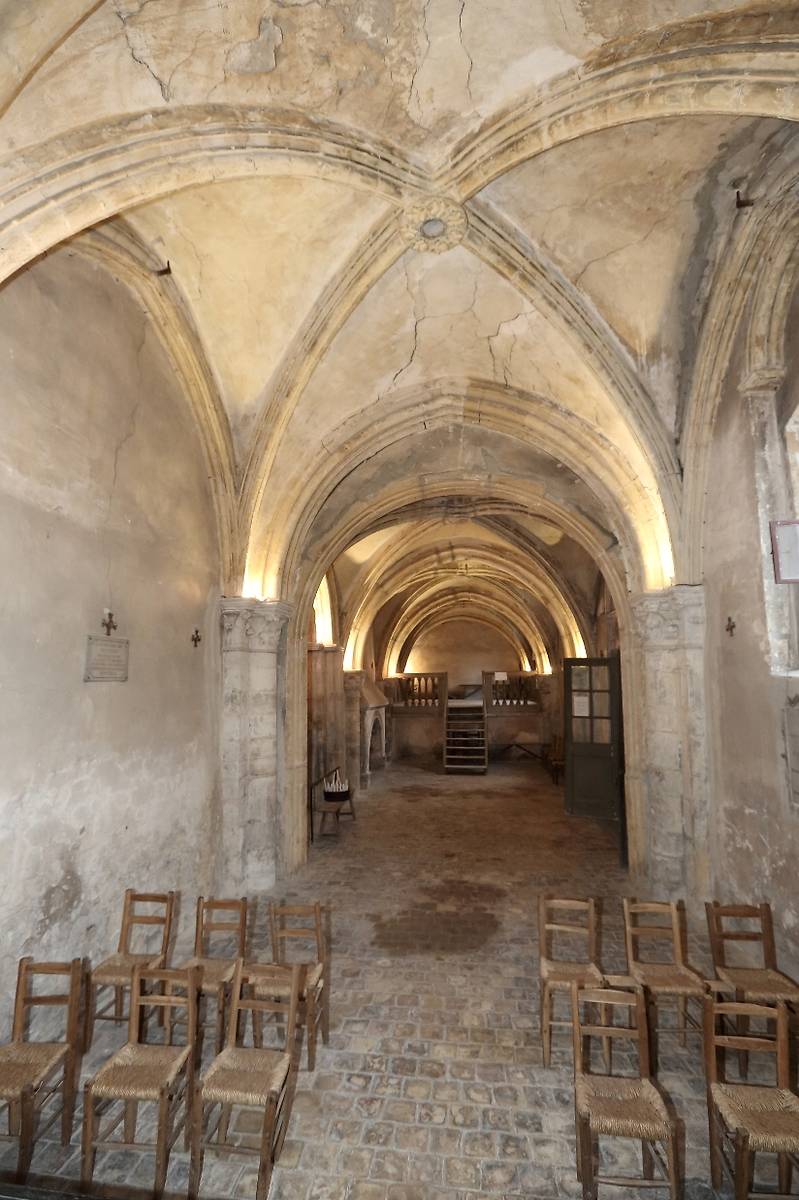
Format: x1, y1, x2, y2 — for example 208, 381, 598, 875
194, 896, 248, 958
703, 994, 789, 1086
705, 901, 777, 970
538, 896, 598, 965
118, 889, 175, 961
129, 965, 199, 1048
269, 902, 325, 964
623, 898, 685, 968
227, 961, 306, 1062
572, 982, 651, 1078
12, 957, 84, 1048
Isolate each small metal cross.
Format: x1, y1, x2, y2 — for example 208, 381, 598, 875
725, 616, 736, 637
101, 611, 117, 637
191, 628, 202, 647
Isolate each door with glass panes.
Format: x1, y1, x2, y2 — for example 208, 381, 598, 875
563, 654, 626, 860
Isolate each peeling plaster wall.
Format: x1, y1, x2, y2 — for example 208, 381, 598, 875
0, 250, 221, 1032
704, 343, 799, 970
406, 618, 521, 684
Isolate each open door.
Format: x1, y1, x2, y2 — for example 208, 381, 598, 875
564, 654, 627, 863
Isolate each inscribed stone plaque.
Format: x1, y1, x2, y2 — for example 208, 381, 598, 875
84, 636, 129, 682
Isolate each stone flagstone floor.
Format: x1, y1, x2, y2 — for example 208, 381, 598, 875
5, 760, 725, 1199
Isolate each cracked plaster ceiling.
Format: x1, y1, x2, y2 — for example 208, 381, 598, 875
2, 0, 799, 634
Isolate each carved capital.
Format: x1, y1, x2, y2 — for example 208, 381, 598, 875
344, 669, 366, 695
630, 585, 705, 649
220, 597, 293, 653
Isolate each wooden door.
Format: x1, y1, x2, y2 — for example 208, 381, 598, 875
564, 654, 626, 860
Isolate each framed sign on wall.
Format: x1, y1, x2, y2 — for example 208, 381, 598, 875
770, 520, 799, 583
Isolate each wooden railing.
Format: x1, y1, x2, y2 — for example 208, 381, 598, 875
381, 673, 447, 709
482, 672, 541, 709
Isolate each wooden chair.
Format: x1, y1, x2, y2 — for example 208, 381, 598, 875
706, 901, 799, 1003
86, 889, 176, 1048
539, 896, 602, 1067
0, 958, 83, 1182
704, 994, 799, 1198
572, 982, 682, 1200
188, 961, 305, 1200
174, 896, 248, 1054
81, 964, 199, 1199
250, 901, 329, 1071
623, 899, 705, 1061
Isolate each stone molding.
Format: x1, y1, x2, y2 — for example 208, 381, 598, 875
630, 585, 705, 649
221, 596, 292, 653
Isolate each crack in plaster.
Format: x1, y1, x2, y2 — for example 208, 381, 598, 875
458, 0, 474, 103
573, 203, 693, 288
111, 1, 169, 102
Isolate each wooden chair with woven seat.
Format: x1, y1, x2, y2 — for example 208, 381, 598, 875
173, 896, 248, 1055
623, 899, 705, 1063
85, 889, 176, 1048
539, 896, 603, 1067
706, 901, 799, 1004
250, 901, 329, 1071
704, 993, 799, 1199
188, 961, 306, 1200
571, 981, 682, 1200
81, 964, 200, 1199
0, 957, 83, 1182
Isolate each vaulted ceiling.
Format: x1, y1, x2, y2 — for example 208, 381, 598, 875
2, 0, 799, 652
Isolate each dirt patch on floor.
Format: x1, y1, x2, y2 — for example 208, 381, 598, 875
369, 877, 506, 955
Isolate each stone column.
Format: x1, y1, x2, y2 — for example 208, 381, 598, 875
742, 379, 795, 672
344, 671, 366, 797
629, 585, 708, 895
220, 597, 292, 892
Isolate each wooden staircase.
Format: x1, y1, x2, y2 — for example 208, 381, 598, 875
444, 702, 487, 773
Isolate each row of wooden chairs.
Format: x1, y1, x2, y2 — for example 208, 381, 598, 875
87, 891, 330, 1069
539, 896, 799, 1068
0, 892, 330, 1196
571, 979, 799, 1200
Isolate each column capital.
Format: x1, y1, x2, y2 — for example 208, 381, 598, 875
630, 585, 705, 648
344, 669, 366, 695
220, 596, 293, 653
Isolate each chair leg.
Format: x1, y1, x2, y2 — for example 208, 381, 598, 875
734, 1133, 752, 1200
124, 1099, 138, 1144
8, 1101, 19, 1136
63, 1052, 81, 1146
642, 1140, 654, 1180
215, 990, 226, 1055
677, 996, 687, 1048
187, 1094, 205, 1200
15, 1089, 35, 1183
321, 981, 331, 1045
577, 1116, 596, 1200
256, 1096, 278, 1200
708, 1105, 723, 1191
778, 1151, 793, 1196
218, 1103, 232, 1144
646, 994, 659, 1073
541, 983, 552, 1068
736, 996, 749, 1080
153, 1092, 171, 1200
666, 1130, 682, 1200
81, 1085, 97, 1192
306, 995, 318, 1071
85, 984, 97, 1051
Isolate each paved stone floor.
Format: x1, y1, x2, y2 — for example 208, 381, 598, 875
5, 761, 725, 1199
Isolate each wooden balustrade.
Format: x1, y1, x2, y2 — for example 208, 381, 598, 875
381, 673, 447, 709
482, 672, 541, 709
